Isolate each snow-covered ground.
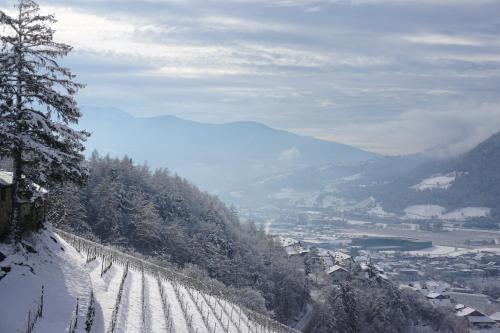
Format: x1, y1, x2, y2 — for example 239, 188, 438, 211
0, 227, 92, 333
403, 205, 490, 221
407, 245, 466, 257
404, 205, 447, 219
115, 268, 142, 333
441, 207, 491, 221
0, 227, 297, 333
407, 245, 500, 257
367, 204, 395, 218
410, 172, 463, 191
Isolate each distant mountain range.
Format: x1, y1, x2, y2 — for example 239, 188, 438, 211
80, 106, 377, 192
80, 107, 500, 221
232, 153, 432, 208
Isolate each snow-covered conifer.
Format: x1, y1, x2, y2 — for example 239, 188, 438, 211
0, 0, 88, 240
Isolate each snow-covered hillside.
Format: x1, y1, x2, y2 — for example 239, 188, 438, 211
0, 227, 297, 333
403, 205, 491, 221
410, 172, 463, 191
0, 227, 92, 333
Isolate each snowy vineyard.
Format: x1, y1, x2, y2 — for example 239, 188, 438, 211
54, 229, 300, 333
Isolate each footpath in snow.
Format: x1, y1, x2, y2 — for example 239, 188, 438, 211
0, 227, 92, 333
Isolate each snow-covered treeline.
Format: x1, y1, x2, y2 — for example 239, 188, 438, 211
49, 154, 308, 322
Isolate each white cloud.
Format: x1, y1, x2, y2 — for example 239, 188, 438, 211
199, 15, 298, 33
278, 147, 301, 161
265, 0, 497, 7
2, 0, 499, 155
316, 103, 500, 155
319, 99, 336, 108
35, 5, 388, 80
403, 34, 484, 47
158, 66, 254, 78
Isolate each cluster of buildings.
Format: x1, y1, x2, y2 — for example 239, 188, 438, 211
277, 234, 500, 332
419, 290, 500, 331
424, 291, 500, 330
277, 236, 354, 281
454, 305, 499, 330
396, 281, 500, 331
367, 249, 500, 331
277, 236, 310, 256
320, 250, 355, 283
372, 251, 500, 283
277, 236, 388, 284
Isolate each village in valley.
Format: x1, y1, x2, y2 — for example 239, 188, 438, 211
257, 206, 500, 332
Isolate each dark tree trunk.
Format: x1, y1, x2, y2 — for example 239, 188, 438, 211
11, 9, 24, 243
11, 149, 22, 242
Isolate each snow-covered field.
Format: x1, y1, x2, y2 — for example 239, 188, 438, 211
403, 205, 490, 221
0, 227, 296, 333
441, 207, 491, 221
404, 205, 447, 219
407, 245, 500, 258
410, 172, 463, 191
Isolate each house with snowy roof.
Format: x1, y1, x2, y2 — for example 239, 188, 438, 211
276, 236, 309, 257
397, 269, 420, 281
327, 265, 349, 284
0, 170, 46, 238
466, 316, 497, 329
456, 307, 496, 329
320, 250, 354, 270
426, 292, 451, 306
489, 312, 500, 325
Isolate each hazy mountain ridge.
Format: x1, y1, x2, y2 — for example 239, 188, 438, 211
230, 154, 432, 208
237, 132, 500, 222
80, 106, 500, 220
80, 107, 378, 192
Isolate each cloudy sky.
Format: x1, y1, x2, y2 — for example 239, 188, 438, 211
2, 0, 500, 155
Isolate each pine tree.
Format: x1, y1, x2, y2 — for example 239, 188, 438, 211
0, 0, 88, 241
330, 283, 360, 333
47, 183, 88, 234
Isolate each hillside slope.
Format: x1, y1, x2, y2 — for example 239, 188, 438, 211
49, 154, 308, 323
0, 227, 91, 333
0, 226, 298, 333
230, 154, 430, 208
80, 107, 377, 192
352, 132, 500, 219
